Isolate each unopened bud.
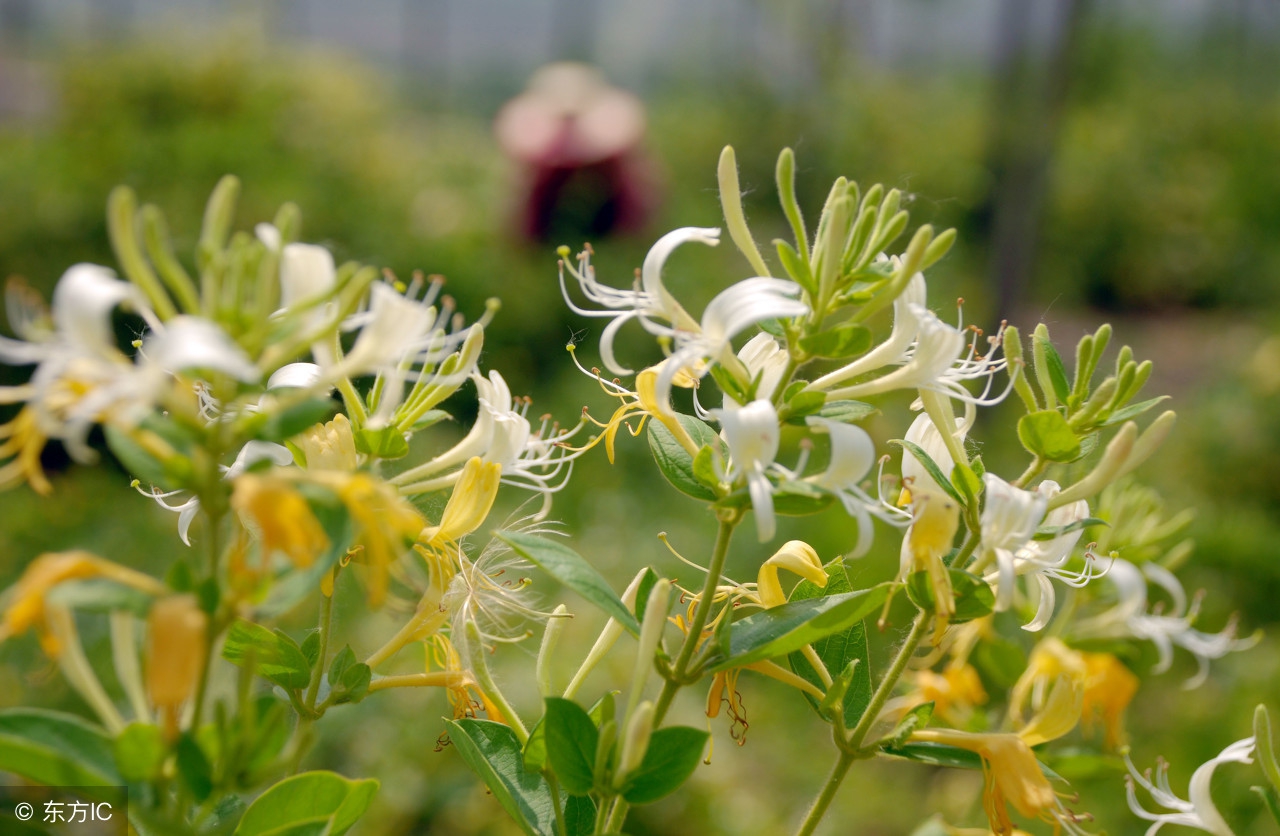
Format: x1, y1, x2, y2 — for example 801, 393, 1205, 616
617, 701, 655, 780
145, 595, 207, 714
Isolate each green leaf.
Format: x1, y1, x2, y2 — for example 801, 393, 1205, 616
542, 698, 599, 796
326, 646, 371, 705
300, 631, 321, 668
972, 634, 1028, 690
891, 439, 965, 505
524, 693, 615, 775
883, 741, 984, 770
0, 708, 121, 786
715, 480, 834, 517
410, 409, 452, 431
114, 722, 166, 783
708, 584, 891, 672
45, 578, 157, 618
353, 426, 410, 460
620, 726, 709, 804
1045, 748, 1126, 781
1253, 784, 1280, 827
1032, 517, 1108, 541
950, 463, 982, 506
105, 424, 179, 490
647, 415, 721, 501
757, 316, 787, 338
250, 398, 337, 445
449, 719, 555, 836
235, 770, 379, 836
905, 569, 994, 623
782, 390, 828, 423
496, 531, 640, 636
887, 702, 934, 747
788, 564, 873, 727
1102, 395, 1170, 427
222, 621, 312, 691
563, 795, 597, 836
813, 400, 878, 424
176, 733, 213, 802
634, 568, 659, 622
798, 324, 872, 359
709, 363, 751, 405
1017, 410, 1081, 462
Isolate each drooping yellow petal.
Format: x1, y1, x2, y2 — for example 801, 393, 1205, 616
1009, 638, 1086, 726
1080, 652, 1138, 750
0, 406, 52, 495
636, 367, 698, 456
324, 472, 426, 607
756, 540, 827, 608
423, 456, 501, 548
232, 473, 329, 569
0, 550, 166, 657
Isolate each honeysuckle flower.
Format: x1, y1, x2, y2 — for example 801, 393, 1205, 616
1125, 736, 1256, 836
316, 471, 426, 606
422, 456, 502, 548
143, 315, 260, 383
809, 272, 927, 391
0, 266, 158, 465
653, 277, 807, 410
0, 550, 167, 657
728, 333, 790, 406
888, 663, 988, 728
297, 413, 359, 471
266, 362, 325, 390
803, 417, 906, 557
710, 399, 782, 541
232, 473, 330, 570
1008, 638, 1086, 726
145, 594, 207, 737
1081, 652, 1139, 749
911, 677, 1092, 835
1069, 558, 1258, 689
559, 227, 718, 375
977, 474, 1048, 615
1005, 481, 1100, 632
567, 359, 700, 464
899, 490, 962, 633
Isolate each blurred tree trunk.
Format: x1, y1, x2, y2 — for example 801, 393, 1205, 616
983, 0, 1092, 319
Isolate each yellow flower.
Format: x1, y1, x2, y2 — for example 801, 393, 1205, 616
297, 413, 359, 471
756, 541, 827, 608
1009, 638, 1086, 727
0, 551, 166, 657
0, 406, 52, 495
898, 663, 989, 727
1080, 652, 1137, 750
900, 490, 961, 637
422, 456, 501, 548
231, 473, 330, 569
912, 677, 1088, 835
145, 595, 207, 738
581, 363, 699, 463
324, 472, 426, 606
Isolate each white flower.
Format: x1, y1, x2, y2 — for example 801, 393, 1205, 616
1071, 558, 1258, 688
710, 399, 782, 541
1125, 736, 1255, 836
266, 363, 325, 391
342, 282, 439, 375
559, 227, 718, 375
804, 417, 905, 557
654, 277, 807, 409
143, 316, 260, 383
1009, 481, 1098, 631
979, 473, 1048, 614
809, 272, 926, 391
729, 333, 790, 406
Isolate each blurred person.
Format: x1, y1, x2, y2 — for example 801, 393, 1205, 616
495, 62, 657, 242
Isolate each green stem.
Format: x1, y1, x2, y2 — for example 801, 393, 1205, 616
847, 610, 928, 753
305, 591, 335, 710
603, 797, 630, 833
1014, 455, 1048, 488
795, 749, 854, 836
547, 774, 568, 836
653, 515, 739, 725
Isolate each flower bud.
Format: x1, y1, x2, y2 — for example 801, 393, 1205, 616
617, 701, 655, 780
145, 595, 207, 712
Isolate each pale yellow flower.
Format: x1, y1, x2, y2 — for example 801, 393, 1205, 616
297, 413, 359, 471
231, 473, 330, 570
145, 595, 207, 738
422, 456, 501, 549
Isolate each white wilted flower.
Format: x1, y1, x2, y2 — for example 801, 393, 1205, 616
1070, 558, 1259, 688
710, 399, 782, 542
1125, 736, 1256, 835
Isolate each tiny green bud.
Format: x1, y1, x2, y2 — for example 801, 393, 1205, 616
1001, 325, 1040, 412
536, 604, 570, 698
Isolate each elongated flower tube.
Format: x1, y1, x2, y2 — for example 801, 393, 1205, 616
710, 399, 782, 541
559, 227, 718, 375
1125, 736, 1256, 835
808, 272, 927, 391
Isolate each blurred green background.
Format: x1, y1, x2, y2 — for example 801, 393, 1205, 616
1, 2, 1278, 833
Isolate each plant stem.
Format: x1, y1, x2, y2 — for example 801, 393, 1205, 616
846, 610, 929, 752
304, 591, 335, 710
547, 774, 568, 836
653, 515, 739, 725
795, 749, 854, 836
603, 796, 630, 833
794, 609, 931, 836
1014, 455, 1048, 488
